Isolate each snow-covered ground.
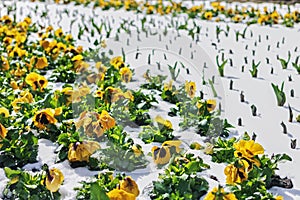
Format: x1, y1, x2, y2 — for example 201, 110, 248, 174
1, 1, 300, 199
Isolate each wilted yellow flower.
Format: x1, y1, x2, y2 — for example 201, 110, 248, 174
10, 80, 19, 90
224, 164, 248, 185
155, 115, 173, 130
45, 168, 64, 192
119, 176, 139, 197
68, 141, 100, 162
105, 87, 130, 103
152, 140, 181, 165
120, 67, 133, 83
151, 146, 171, 165
95, 62, 107, 73
132, 145, 143, 157
0, 56, 10, 71
32, 108, 58, 129
162, 140, 181, 153
163, 80, 173, 91
107, 189, 136, 200
0, 123, 8, 139
75, 61, 89, 73
20, 90, 34, 103
11, 90, 34, 112
123, 91, 134, 102
99, 110, 116, 131
204, 142, 214, 155
13, 66, 27, 77
35, 56, 49, 69
100, 40, 107, 48
190, 142, 202, 150
76, 111, 104, 138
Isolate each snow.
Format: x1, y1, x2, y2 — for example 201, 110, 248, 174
1, 0, 300, 199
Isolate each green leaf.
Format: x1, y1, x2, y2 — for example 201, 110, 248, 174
278, 153, 292, 162
90, 183, 110, 200
185, 161, 200, 173
4, 167, 21, 179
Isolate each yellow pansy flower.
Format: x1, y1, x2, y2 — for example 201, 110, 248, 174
204, 11, 213, 20
71, 54, 83, 62
234, 140, 264, 167
45, 168, 64, 192
197, 99, 217, 112
0, 107, 10, 118
54, 28, 64, 37
23, 16, 31, 25
207, 99, 217, 112
25, 72, 48, 91
95, 89, 105, 99
0, 15, 13, 24
110, 56, 125, 70
119, 176, 139, 197
32, 108, 58, 129
185, 81, 196, 98
204, 186, 237, 200
232, 14, 243, 23
234, 140, 264, 159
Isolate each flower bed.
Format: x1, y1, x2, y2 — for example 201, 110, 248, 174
0, 0, 299, 200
